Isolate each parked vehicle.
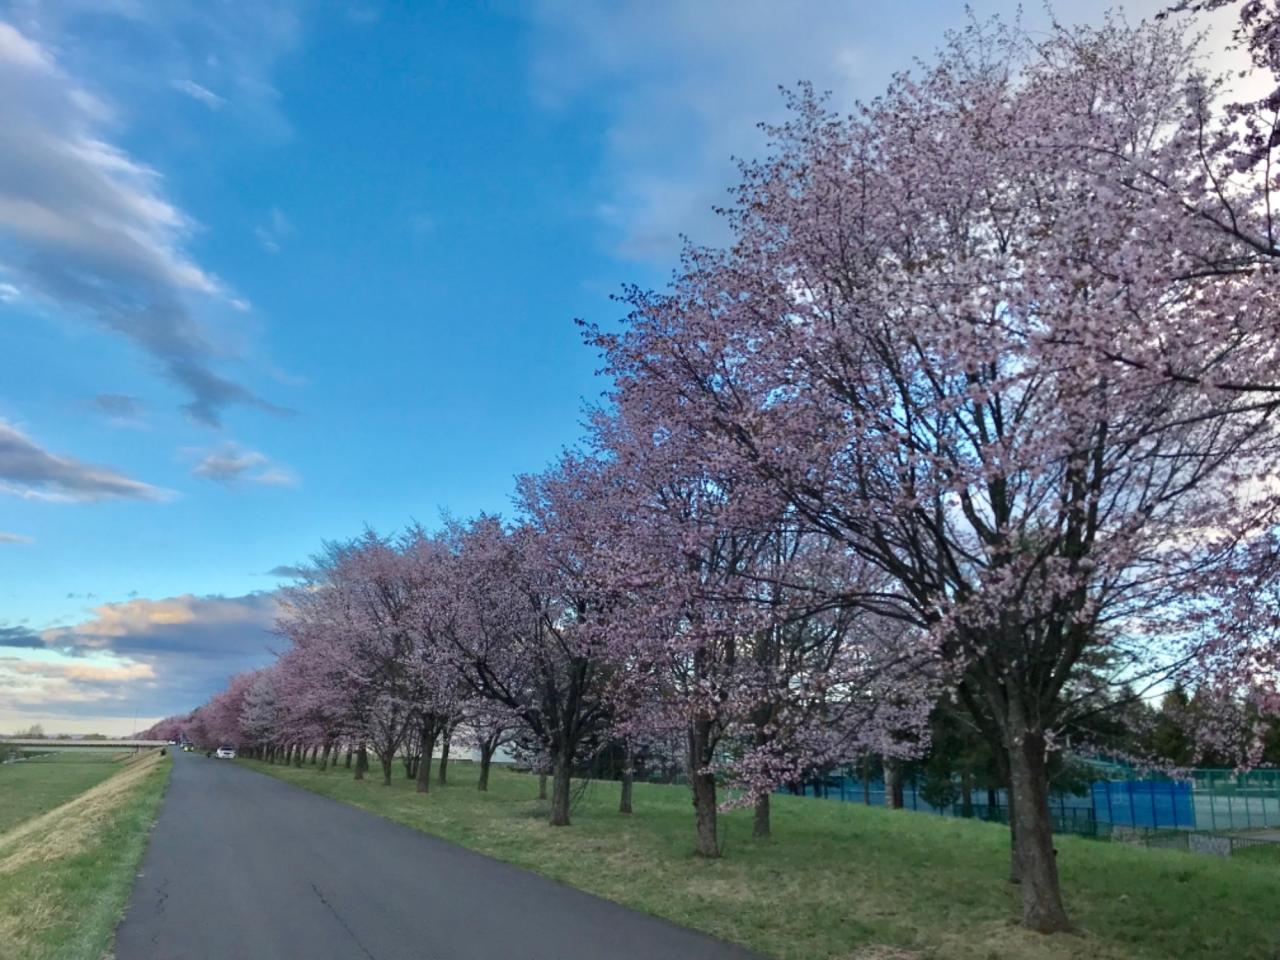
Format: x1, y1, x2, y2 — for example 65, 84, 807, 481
215, 745, 236, 759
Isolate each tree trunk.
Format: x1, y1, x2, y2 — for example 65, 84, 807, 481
883, 758, 903, 809
1007, 723, 1070, 933
538, 771, 548, 800
690, 768, 719, 857
294, 745, 304, 768
284, 744, 293, 765
995, 749, 1020, 884
753, 792, 770, 839
438, 732, 451, 785
354, 744, 368, 781
345, 746, 353, 769
415, 719, 437, 794
619, 746, 634, 815
319, 742, 331, 772
380, 756, 392, 786
310, 746, 318, 764
550, 750, 573, 826
688, 721, 719, 857
478, 742, 494, 792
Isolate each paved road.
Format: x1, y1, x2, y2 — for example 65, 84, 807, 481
114, 751, 759, 960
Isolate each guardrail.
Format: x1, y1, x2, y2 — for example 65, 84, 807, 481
0, 738, 169, 748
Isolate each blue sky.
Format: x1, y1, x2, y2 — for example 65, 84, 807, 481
0, 0, 1204, 733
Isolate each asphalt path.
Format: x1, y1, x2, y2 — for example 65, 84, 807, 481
113, 750, 760, 959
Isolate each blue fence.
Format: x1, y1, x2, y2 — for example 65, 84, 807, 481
783, 774, 1198, 834
1091, 780, 1194, 829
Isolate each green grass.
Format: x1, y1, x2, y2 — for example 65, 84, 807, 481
239, 757, 1280, 960
0, 750, 131, 834
1232, 842, 1280, 866
0, 750, 171, 960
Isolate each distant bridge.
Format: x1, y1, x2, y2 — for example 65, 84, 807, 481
0, 738, 169, 748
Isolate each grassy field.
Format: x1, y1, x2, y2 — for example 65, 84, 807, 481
240, 757, 1280, 960
0, 750, 171, 960
0, 750, 133, 834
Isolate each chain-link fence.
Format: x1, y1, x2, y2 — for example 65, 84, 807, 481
782, 763, 1280, 859
1190, 769, 1280, 831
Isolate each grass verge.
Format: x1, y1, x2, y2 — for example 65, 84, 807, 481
0, 750, 171, 960
239, 757, 1280, 960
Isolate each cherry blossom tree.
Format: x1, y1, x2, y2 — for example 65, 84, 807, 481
586, 408, 935, 853
239, 667, 280, 759
201, 671, 255, 749
588, 14, 1280, 931
431, 503, 616, 827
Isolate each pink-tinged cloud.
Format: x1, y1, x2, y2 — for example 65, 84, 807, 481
7, 660, 155, 682
20, 591, 282, 721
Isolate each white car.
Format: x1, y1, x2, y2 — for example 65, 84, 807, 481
215, 746, 236, 759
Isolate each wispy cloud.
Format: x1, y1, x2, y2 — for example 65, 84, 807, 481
172, 78, 224, 109
254, 206, 293, 254
190, 443, 296, 488
0, 419, 166, 502
524, 0, 1174, 261
0, 2, 303, 139
0, 19, 282, 426
0, 531, 33, 544
92, 393, 145, 425
264, 563, 308, 579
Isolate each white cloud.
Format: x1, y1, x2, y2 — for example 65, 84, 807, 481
524, 0, 1231, 262
0, 20, 51, 71
0, 531, 33, 544
172, 77, 224, 109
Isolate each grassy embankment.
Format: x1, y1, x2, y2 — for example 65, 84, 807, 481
240, 756, 1280, 960
0, 750, 171, 960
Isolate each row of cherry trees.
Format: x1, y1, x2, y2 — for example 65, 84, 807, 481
145, 4, 1280, 934
143, 454, 932, 850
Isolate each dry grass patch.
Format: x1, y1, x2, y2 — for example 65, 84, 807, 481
843, 948, 923, 960
0, 751, 161, 873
